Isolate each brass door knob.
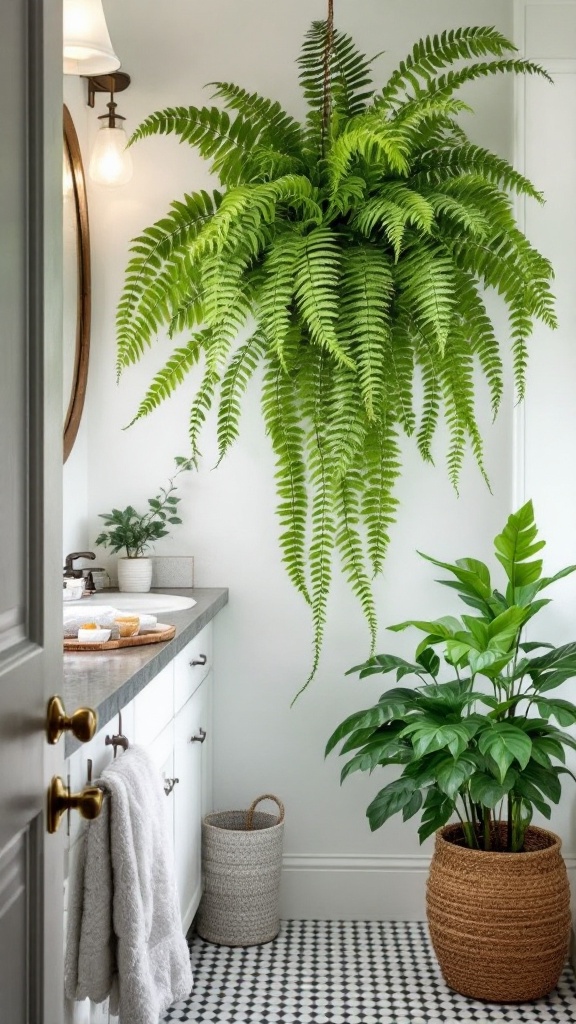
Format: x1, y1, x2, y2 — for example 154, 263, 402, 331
47, 775, 103, 834
46, 695, 97, 745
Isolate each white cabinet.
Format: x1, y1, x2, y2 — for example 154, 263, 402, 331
66, 623, 214, 923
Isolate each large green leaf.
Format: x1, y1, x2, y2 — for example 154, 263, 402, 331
435, 755, 475, 799
418, 787, 455, 843
477, 723, 532, 782
533, 697, 576, 727
367, 777, 418, 830
493, 499, 545, 593
469, 768, 516, 808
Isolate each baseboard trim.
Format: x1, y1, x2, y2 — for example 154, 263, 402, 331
280, 853, 576, 921
283, 853, 430, 873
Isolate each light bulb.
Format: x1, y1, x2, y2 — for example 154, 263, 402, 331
89, 125, 133, 187
63, 0, 121, 75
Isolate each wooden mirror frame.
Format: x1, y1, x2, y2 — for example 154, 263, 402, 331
63, 104, 91, 463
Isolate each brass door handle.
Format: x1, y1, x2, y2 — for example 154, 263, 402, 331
46, 695, 97, 745
47, 776, 103, 834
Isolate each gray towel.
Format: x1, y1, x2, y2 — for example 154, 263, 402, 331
65, 745, 193, 1022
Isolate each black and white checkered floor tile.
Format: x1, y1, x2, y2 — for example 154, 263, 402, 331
163, 920, 576, 1023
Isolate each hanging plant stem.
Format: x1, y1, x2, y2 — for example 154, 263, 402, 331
321, 0, 335, 157
116, 19, 555, 696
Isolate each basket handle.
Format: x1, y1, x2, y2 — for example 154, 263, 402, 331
246, 794, 285, 830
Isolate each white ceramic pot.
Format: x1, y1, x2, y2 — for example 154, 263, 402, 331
117, 557, 153, 593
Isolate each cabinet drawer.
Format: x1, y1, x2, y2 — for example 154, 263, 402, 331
174, 622, 212, 713
133, 662, 174, 746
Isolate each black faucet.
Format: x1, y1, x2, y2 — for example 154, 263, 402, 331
63, 551, 96, 579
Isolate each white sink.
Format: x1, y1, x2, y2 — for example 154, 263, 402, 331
63, 592, 196, 615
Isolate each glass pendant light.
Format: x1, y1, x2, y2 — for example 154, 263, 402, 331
63, 0, 121, 76
88, 96, 133, 187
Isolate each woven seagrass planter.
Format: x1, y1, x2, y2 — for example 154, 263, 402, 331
427, 823, 571, 1003
197, 794, 284, 947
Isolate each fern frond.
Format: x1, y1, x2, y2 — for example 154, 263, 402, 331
262, 355, 310, 604
411, 58, 552, 104
354, 182, 435, 257
453, 272, 503, 417
395, 243, 455, 354
415, 338, 441, 463
116, 190, 220, 376
298, 21, 379, 155
338, 246, 393, 418
412, 143, 544, 203
258, 232, 303, 367
209, 82, 304, 157
335, 470, 378, 650
325, 368, 367, 477
125, 336, 204, 427
361, 416, 401, 576
188, 365, 218, 460
216, 331, 267, 463
379, 26, 516, 112
293, 354, 337, 701
328, 116, 412, 187
387, 322, 416, 436
130, 106, 280, 188
440, 329, 489, 491
294, 228, 354, 368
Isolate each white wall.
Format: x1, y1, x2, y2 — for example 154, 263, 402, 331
515, 0, 576, 887
62, 0, 576, 918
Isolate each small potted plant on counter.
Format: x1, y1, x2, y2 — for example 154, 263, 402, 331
327, 501, 576, 1002
95, 456, 193, 592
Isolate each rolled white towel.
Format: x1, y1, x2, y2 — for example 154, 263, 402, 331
138, 614, 158, 634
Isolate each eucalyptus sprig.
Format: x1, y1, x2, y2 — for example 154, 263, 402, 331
116, 14, 554, 692
327, 502, 576, 853
95, 456, 193, 558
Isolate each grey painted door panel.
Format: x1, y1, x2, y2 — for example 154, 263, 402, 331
0, 0, 64, 1021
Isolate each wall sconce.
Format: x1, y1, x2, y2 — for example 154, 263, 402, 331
63, 0, 120, 75
85, 72, 133, 188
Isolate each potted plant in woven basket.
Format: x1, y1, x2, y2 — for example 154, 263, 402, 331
327, 501, 576, 1002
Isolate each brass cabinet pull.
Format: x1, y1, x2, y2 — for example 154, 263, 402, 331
190, 653, 207, 667
163, 777, 180, 796
46, 695, 97, 745
191, 728, 207, 744
47, 775, 103, 834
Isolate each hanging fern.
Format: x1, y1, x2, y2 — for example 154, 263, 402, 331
116, 16, 555, 695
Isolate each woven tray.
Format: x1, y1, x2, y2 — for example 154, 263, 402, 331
64, 623, 176, 651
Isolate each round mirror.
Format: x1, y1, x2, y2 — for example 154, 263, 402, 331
63, 105, 91, 463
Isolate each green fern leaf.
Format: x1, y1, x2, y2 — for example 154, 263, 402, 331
338, 246, 394, 418
335, 469, 378, 649
379, 26, 516, 111
361, 416, 401, 576
116, 190, 220, 376
262, 355, 310, 604
216, 331, 267, 463
125, 336, 205, 427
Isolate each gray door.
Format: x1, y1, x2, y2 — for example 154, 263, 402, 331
0, 1, 65, 1021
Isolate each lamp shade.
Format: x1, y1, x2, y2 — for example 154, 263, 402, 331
63, 0, 121, 75
89, 125, 133, 187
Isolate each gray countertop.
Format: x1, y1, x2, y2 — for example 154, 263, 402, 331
63, 587, 228, 756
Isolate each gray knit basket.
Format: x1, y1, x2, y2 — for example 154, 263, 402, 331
197, 794, 285, 947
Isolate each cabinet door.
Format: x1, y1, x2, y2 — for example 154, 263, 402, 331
147, 721, 176, 855
173, 675, 211, 932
